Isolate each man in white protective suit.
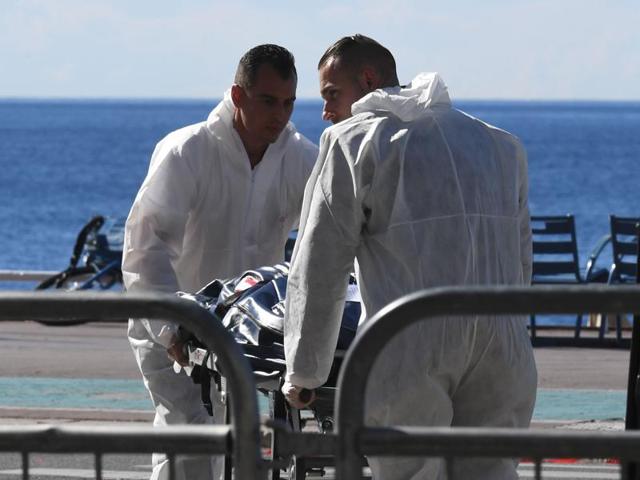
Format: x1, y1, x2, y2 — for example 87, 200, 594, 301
282, 35, 537, 480
123, 44, 317, 480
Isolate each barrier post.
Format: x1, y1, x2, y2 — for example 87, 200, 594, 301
624, 223, 640, 479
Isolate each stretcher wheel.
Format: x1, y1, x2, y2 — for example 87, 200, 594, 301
288, 456, 308, 480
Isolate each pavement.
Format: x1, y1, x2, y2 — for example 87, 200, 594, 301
0, 320, 633, 427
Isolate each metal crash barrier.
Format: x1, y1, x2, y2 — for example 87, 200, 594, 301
0, 292, 264, 480
333, 285, 640, 479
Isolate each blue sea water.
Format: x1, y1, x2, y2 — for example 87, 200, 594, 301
1, 100, 638, 301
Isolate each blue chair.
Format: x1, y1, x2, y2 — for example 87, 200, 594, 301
581, 215, 639, 341
529, 215, 607, 339
530, 215, 582, 338
608, 216, 640, 285
601, 216, 639, 341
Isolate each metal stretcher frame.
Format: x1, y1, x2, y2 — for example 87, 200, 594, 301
188, 338, 344, 479
334, 284, 640, 479
0, 292, 263, 480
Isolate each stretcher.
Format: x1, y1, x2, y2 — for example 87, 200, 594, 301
176, 263, 361, 479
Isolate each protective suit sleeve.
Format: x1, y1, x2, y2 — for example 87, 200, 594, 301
516, 142, 532, 285
122, 139, 198, 346
284, 131, 364, 389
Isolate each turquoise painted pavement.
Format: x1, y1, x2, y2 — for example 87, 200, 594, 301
0, 377, 151, 411
0, 378, 627, 421
533, 389, 626, 421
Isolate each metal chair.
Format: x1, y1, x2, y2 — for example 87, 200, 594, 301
608, 216, 640, 285
603, 216, 639, 340
580, 216, 640, 341
529, 215, 605, 338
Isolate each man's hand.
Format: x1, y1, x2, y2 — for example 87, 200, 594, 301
167, 337, 189, 366
282, 381, 316, 409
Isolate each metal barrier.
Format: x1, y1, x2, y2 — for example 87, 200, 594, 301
0, 291, 264, 480
335, 284, 640, 479
4, 287, 640, 479
0, 269, 56, 282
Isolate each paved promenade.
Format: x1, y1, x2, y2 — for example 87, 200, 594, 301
0, 320, 633, 425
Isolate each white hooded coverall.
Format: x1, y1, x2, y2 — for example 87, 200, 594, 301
123, 92, 317, 480
284, 73, 537, 480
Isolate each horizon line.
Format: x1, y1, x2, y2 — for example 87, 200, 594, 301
1, 96, 640, 104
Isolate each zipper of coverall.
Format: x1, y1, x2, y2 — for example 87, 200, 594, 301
240, 153, 259, 263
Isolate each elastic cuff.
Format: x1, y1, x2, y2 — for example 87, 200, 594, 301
285, 371, 323, 390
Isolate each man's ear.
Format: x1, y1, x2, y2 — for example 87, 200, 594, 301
230, 84, 244, 108
358, 66, 381, 93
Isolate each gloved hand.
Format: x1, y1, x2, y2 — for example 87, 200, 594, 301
282, 381, 316, 409
167, 336, 189, 366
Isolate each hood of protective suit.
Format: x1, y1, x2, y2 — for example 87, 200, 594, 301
351, 72, 451, 122
206, 90, 235, 132
206, 90, 287, 155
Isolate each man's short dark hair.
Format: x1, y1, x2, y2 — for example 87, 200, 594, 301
318, 34, 399, 87
235, 44, 297, 89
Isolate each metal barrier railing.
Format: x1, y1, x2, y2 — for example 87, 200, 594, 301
4, 287, 640, 479
0, 269, 56, 282
0, 292, 263, 480
335, 284, 640, 479
0, 424, 232, 479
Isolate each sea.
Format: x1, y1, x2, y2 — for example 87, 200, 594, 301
1, 99, 638, 324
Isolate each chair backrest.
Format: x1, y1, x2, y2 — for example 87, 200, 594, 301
531, 215, 581, 282
85, 216, 125, 269
610, 215, 639, 282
